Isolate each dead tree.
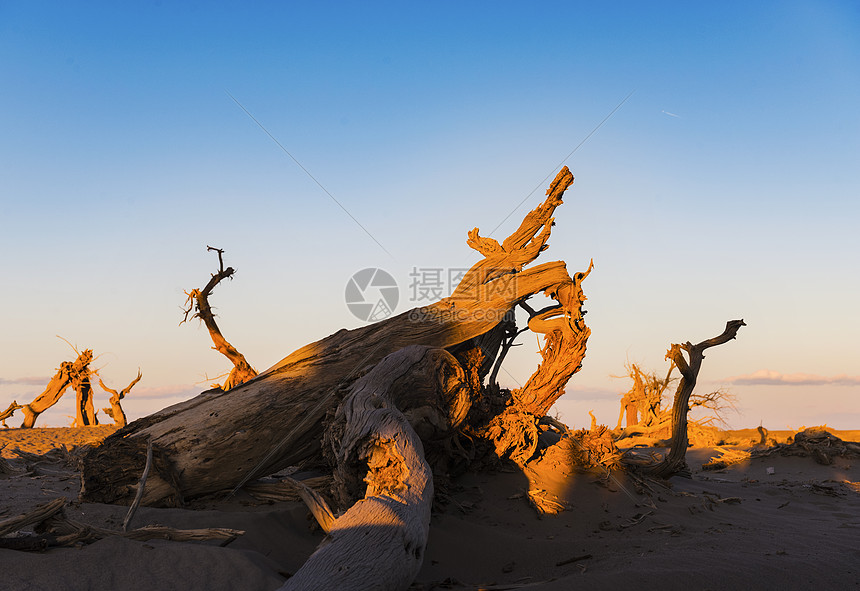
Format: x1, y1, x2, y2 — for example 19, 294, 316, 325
615, 360, 738, 439
645, 320, 745, 478
81, 167, 592, 509
0, 401, 22, 427
99, 370, 142, 428
181, 246, 257, 390
20, 350, 94, 428
615, 363, 674, 430
72, 358, 98, 427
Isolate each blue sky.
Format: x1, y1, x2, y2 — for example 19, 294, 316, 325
1, 1, 858, 429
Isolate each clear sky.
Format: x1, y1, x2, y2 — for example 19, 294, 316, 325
1, 1, 858, 429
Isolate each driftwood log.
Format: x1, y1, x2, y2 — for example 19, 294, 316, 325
0, 497, 242, 550
80, 167, 591, 509
280, 346, 454, 589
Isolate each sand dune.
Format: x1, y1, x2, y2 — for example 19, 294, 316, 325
0, 427, 858, 590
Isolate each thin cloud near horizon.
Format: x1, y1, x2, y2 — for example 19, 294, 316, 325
0, 379, 202, 402
722, 369, 860, 386
559, 385, 620, 400
0, 376, 51, 386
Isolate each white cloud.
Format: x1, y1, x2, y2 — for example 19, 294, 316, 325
560, 385, 621, 401
130, 385, 206, 400
0, 376, 51, 386
723, 369, 860, 386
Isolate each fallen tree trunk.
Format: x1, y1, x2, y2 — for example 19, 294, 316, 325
281, 345, 456, 589
80, 167, 591, 507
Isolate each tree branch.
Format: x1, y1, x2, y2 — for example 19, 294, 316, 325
510, 259, 594, 417
453, 167, 574, 299
0, 401, 22, 427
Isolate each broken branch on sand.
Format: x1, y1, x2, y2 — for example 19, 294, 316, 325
122, 438, 153, 532
0, 497, 243, 551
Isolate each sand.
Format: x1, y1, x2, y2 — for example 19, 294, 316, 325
0, 427, 858, 591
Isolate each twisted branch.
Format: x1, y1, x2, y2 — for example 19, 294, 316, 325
181, 246, 257, 390
99, 369, 141, 427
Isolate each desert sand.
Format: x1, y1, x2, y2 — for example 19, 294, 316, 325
0, 426, 858, 591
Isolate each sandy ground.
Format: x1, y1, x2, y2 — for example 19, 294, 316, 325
0, 428, 858, 591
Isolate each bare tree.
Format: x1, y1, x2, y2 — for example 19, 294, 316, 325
615, 362, 736, 434
644, 320, 746, 478
181, 246, 257, 391
20, 349, 95, 428
99, 370, 142, 428
615, 362, 675, 430
0, 401, 22, 428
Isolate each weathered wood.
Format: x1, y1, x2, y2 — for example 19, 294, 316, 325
757, 425, 769, 446
20, 350, 93, 428
511, 260, 593, 417
615, 363, 672, 430
481, 261, 593, 465
122, 438, 153, 532
0, 498, 66, 536
0, 497, 242, 551
324, 345, 471, 508
282, 477, 335, 532
0, 401, 22, 427
99, 369, 142, 428
244, 476, 333, 504
282, 346, 445, 590
42, 514, 244, 546
0, 534, 52, 551
646, 320, 745, 478
182, 246, 257, 390
73, 370, 98, 427
0, 450, 17, 475
80, 167, 587, 506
